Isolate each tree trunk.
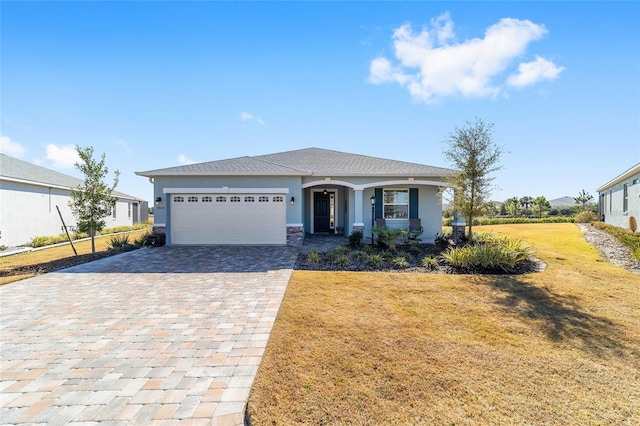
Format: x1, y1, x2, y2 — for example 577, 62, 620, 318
90, 224, 96, 254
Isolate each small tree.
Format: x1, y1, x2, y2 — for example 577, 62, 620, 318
443, 118, 504, 240
574, 189, 594, 212
69, 146, 120, 254
532, 196, 551, 218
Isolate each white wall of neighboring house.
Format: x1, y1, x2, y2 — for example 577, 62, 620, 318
0, 180, 145, 247
597, 164, 640, 230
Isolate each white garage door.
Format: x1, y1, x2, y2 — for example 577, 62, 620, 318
170, 194, 287, 245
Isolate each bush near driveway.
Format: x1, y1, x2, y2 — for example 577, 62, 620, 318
248, 224, 640, 425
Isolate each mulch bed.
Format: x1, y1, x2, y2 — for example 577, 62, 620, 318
0, 251, 122, 278
295, 243, 546, 274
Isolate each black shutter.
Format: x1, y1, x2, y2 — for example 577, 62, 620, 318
374, 188, 383, 219
409, 188, 418, 219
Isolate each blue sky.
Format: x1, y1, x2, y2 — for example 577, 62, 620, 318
2, 1, 639, 203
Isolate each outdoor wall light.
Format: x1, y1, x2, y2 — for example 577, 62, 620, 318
290, 196, 295, 205
155, 196, 162, 206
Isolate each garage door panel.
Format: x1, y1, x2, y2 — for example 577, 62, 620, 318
170, 193, 286, 245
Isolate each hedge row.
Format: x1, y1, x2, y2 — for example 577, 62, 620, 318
591, 221, 640, 262
443, 216, 575, 226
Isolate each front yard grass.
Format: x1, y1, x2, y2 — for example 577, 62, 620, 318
0, 229, 150, 285
247, 223, 640, 425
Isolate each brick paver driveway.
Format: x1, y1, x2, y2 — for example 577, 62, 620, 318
0, 246, 298, 425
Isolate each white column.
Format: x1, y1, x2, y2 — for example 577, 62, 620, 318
353, 189, 364, 230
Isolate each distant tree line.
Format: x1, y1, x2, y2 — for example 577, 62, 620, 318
444, 190, 598, 219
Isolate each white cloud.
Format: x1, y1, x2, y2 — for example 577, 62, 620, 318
177, 154, 195, 165
114, 138, 134, 154
240, 111, 266, 125
507, 55, 565, 87
369, 13, 563, 103
0, 135, 26, 157
45, 144, 80, 168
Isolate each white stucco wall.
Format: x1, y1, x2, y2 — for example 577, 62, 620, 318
598, 171, 640, 230
0, 180, 139, 247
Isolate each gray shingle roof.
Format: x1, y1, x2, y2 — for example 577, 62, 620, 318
136, 148, 456, 178
1, 154, 140, 200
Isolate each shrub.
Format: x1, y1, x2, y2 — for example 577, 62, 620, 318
325, 251, 337, 262
107, 234, 130, 250
335, 255, 350, 267
392, 256, 409, 269
441, 232, 534, 272
306, 250, 322, 263
367, 254, 383, 267
592, 221, 640, 262
372, 227, 408, 251
629, 216, 638, 233
132, 232, 150, 248
350, 250, 368, 261
348, 230, 363, 248
335, 246, 351, 255
29, 236, 54, 248
574, 211, 598, 223
421, 255, 438, 270
102, 223, 151, 235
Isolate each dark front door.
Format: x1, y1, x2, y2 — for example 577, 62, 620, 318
314, 192, 332, 233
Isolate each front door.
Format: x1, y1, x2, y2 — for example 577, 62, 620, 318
314, 192, 333, 233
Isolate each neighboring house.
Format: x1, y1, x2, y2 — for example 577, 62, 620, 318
596, 162, 640, 230
0, 154, 149, 247
136, 148, 456, 246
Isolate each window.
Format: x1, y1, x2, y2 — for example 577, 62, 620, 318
174, 196, 184, 202
623, 183, 628, 212
128, 203, 131, 218
188, 196, 198, 202
112, 205, 117, 219
383, 189, 409, 219
273, 196, 284, 202
609, 190, 612, 213
259, 196, 269, 202
202, 196, 212, 202
633, 178, 639, 185
230, 196, 241, 202
244, 196, 255, 202
216, 196, 226, 202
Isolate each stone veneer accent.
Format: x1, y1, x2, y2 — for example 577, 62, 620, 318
152, 225, 166, 235
287, 225, 304, 246
452, 224, 466, 244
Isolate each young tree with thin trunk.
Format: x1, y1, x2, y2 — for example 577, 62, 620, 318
520, 196, 534, 217
69, 146, 120, 254
443, 118, 504, 241
574, 189, 594, 212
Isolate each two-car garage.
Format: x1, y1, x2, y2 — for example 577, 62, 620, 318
168, 191, 287, 245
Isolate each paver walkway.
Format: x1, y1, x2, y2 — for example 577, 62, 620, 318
0, 246, 298, 425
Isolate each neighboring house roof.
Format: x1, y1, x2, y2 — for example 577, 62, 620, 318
596, 162, 640, 193
136, 147, 457, 178
0, 153, 141, 200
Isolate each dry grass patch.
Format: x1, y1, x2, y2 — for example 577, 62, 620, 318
248, 224, 639, 425
0, 229, 150, 285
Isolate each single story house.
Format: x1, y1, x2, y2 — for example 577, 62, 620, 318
596, 162, 640, 230
136, 148, 456, 246
0, 153, 148, 247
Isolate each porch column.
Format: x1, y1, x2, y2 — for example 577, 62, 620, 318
353, 189, 364, 233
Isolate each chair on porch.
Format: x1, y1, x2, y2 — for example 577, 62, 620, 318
408, 218, 423, 240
